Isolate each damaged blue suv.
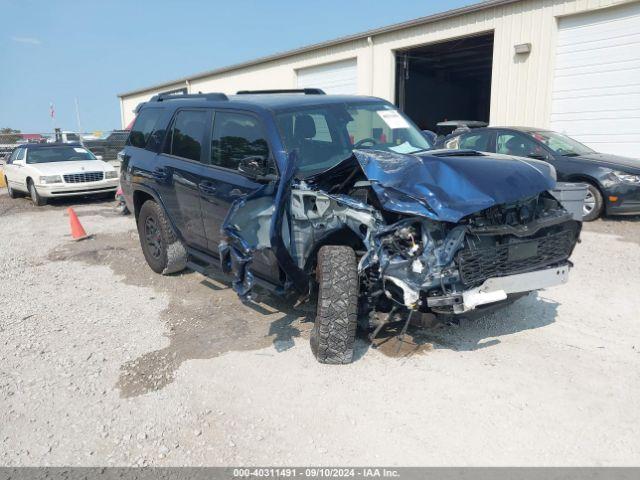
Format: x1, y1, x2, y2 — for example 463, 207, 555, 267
120, 89, 583, 364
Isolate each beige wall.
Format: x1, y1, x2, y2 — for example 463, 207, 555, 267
119, 0, 637, 128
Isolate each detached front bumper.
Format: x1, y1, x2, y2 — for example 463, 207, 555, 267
37, 178, 119, 198
427, 263, 570, 314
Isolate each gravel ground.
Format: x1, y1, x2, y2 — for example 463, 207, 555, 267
1, 191, 639, 466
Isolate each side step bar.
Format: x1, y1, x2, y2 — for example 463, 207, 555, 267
185, 247, 283, 294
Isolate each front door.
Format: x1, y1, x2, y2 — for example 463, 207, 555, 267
199, 109, 281, 285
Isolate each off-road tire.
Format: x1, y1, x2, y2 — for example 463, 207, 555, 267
310, 245, 359, 364
583, 182, 603, 222
137, 200, 187, 275
28, 180, 46, 206
6, 178, 20, 199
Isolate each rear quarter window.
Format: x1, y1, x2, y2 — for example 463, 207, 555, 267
128, 108, 163, 148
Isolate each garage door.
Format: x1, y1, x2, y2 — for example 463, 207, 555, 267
296, 59, 357, 95
550, 2, 640, 158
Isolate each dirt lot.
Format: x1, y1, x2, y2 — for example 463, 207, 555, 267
1, 190, 639, 466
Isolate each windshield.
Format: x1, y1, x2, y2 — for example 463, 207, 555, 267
530, 131, 594, 156
26, 146, 97, 164
275, 101, 431, 176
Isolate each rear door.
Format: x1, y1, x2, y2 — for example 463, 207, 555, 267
445, 130, 496, 152
157, 108, 211, 249
7, 148, 28, 190
200, 109, 281, 284
496, 130, 551, 160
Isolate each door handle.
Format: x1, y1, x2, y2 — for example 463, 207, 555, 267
152, 167, 169, 181
199, 182, 217, 195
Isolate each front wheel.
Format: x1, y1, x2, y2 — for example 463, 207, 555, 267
582, 183, 603, 222
310, 245, 359, 364
28, 180, 46, 206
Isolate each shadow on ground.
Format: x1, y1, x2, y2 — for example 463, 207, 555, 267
47, 227, 559, 398
582, 214, 640, 246
0, 189, 118, 217
356, 293, 558, 360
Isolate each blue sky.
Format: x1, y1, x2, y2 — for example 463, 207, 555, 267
0, 0, 477, 133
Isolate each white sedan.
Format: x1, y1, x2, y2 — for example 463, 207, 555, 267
3, 143, 119, 206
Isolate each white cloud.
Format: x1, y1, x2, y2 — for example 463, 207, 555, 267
11, 36, 41, 45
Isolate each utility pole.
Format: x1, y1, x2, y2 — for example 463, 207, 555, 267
74, 97, 83, 143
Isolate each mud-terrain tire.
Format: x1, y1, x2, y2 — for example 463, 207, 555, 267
28, 180, 46, 206
137, 200, 187, 275
582, 182, 604, 222
6, 178, 20, 199
310, 245, 359, 364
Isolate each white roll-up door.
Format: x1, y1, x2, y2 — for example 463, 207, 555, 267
296, 59, 357, 95
550, 2, 640, 157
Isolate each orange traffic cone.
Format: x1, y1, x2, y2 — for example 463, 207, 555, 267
67, 207, 90, 241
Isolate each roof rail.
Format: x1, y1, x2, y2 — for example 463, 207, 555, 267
149, 92, 228, 102
236, 88, 326, 95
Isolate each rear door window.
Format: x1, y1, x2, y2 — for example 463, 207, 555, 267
164, 110, 208, 162
210, 111, 270, 170
128, 108, 163, 148
458, 131, 493, 151
6, 149, 18, 164
444, 131, 493, 151
497, 132, 547, 158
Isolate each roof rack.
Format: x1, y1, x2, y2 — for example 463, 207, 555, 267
149, 92, 228, 102
236, 88, 326, 95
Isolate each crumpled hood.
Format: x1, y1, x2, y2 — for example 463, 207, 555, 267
353, 149, 556, 223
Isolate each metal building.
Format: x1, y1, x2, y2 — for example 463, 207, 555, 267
118, 0, 640, 157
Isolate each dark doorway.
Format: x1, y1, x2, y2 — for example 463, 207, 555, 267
395, 32, 494, 132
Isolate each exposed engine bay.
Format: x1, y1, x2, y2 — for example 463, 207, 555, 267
219, 149, 583, 316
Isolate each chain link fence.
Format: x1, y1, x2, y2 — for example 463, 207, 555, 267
0, 130, 129, 163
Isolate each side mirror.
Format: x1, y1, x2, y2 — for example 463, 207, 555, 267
95, 155, 103, 161
238, 155, 270, 179
13, 159, 26, 166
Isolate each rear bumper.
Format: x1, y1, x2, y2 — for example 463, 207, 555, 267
427, 263, 570, 313
38, 179, 119, 198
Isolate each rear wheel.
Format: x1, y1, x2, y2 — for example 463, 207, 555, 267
137, 200, 187, 275
582, 183, 603, 222
6, 178, 20, 199
310, 245, 359, 364
28, 180, 46, 206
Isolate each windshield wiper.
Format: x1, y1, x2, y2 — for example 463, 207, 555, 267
562, 152, 580, 157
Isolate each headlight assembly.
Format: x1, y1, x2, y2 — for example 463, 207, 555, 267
105, 171, 118, 179
39, 175, 62, 184
611, 171, 640, 185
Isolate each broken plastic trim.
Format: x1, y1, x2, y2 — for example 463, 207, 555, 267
219, 151, 308, 300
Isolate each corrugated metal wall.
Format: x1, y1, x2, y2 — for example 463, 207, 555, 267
119, 0, 637, 129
